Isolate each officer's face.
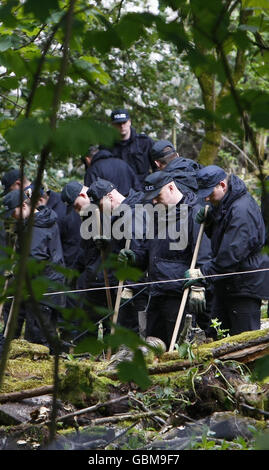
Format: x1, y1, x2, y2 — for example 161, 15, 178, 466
205, 182, 226, 206
152, 183, 183, 206
112, 119, 131, 141
73, 193, 91, 213
12, 202, 31, 220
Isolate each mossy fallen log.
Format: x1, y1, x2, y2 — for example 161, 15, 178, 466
156, 328, 269, 370
1, 329, 269, 408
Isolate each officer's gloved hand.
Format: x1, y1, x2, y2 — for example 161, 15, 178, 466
120, 288, 133, 306
188, 286, 206, 314
4, 270, 14, 280
184, 268, 204, 288
118, 249, 136, 265
93, 235, 111, 251
195, 207, 208, 224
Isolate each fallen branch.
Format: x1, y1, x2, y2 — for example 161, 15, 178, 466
88, 410, 166, 426
0, 385, 54, 403
240, 402, 269, 418
53, 394, 130, 423
207, 332, 269, 360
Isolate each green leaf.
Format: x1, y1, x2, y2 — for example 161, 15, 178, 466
74, 336, 104, 355
176, 342, 189, 358
83, 29, 122, 54
252, 356, 269, 382
251, 111, 269, 128
155, 17, 190, 53
0, 76, 19, 90
106, 325, 144, 350
0, 35, 14, 52
23, 0, 60, 22
0, 0, 19, 28
0, 50, 28, 78
5, 118, 52, 153
242, 0, 269, 8
117, 349, 151, 390
71, 58, 110, 85
52, 118, 118, 157
114, 13, 153, 49
115, 265, 143, 282
30, 277, 50, 301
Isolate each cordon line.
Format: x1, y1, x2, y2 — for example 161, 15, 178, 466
5, 267, 269, 300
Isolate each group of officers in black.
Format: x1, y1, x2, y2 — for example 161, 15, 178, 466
1, 108, 268, 354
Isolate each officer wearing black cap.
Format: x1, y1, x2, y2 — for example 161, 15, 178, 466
1, 168, 32, 195
1, 168, 81, 269
109, 108, 154, 185
83, 146, 142, 195
150, 140, 205, 201
261, 175, 269, 317
150, 140, 201, 174
2, 189, 65, 353
119, 170, 213, 348
184, 165, 269, 336
87, 178, 148, 334
61, 179, 119, 337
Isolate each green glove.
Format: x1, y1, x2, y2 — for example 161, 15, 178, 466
183, 268, 204, 288
118, 249, 136, 265
195, 207, 207, 224
93, 235, 111, 251
188, 286, 206, 314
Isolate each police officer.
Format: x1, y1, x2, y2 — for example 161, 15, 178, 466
1, 169, 81, 270
37, 185, 81, 269
1, 168, 32, 195
61, 181, 118, 337
261, 175, 269, 317
3, 190, 65, 353
150, 140, 201, 174
184, 165, 269, 336
87, 178, 148, 335
150, 140, 205, 204
119, 171, 213, 349
83, 146, 142, 195
109, 108, 154, 185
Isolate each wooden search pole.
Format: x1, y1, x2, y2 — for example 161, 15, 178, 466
168, 205, 209, 352
95, 208, 113, 312
111, 239, 131, 336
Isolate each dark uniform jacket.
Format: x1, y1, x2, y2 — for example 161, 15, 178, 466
164, 157, 206, 206
29, 206, 65, 307
164, 158, 199, 194
110, 127, 154, 185
84, 149, 142, 195
134, 191, 212, 297
261, 176, 269, 247
46, 190, 81, 268
201, 174, 269, 300
75, 189, 146, 290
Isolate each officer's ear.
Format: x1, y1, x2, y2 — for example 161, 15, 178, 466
219, 180, 228, 190
106, 192, 113, 201
169, 182, 176, 192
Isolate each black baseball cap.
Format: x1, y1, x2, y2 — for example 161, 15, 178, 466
61, 181, 83, 206
1, 168, 21, 195
87, 178, 116, 203
110, 108, 130, 123
197, 165, 227, 198
143, 171, 174, 202
24, 181, 45, 198
3, 189, 28, 218
150, 140, 176, 162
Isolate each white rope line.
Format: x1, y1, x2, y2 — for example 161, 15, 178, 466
6, 267, 269, 299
